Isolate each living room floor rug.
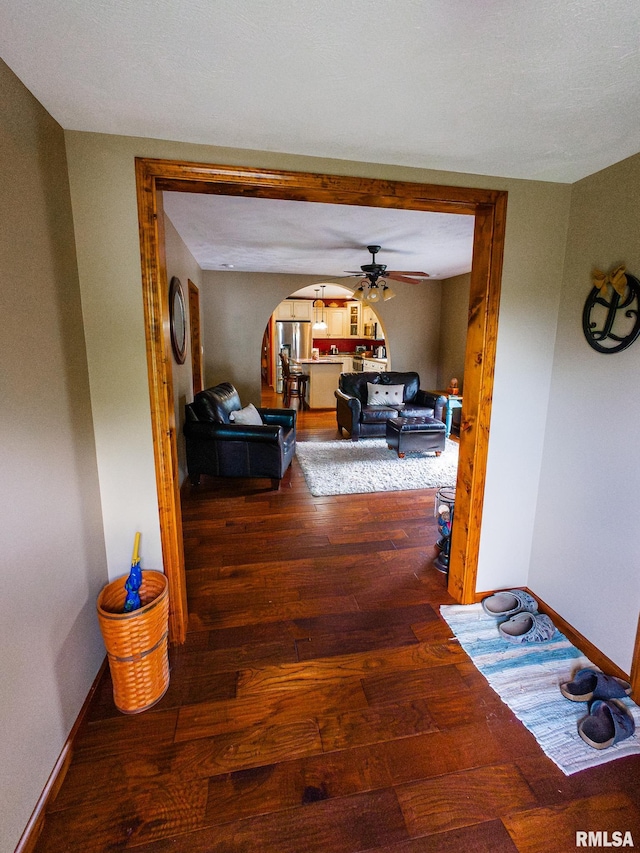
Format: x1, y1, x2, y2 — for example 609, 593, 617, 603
440, 603, 640, 775
295, 437, 458, 496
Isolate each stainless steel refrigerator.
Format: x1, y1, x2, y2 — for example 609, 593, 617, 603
275, 321, 312, 392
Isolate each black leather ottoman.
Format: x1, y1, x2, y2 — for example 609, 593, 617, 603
386, 416, 446, 458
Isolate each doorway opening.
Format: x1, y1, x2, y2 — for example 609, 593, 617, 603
267, 283, 387, 402
135, 158, 507, 643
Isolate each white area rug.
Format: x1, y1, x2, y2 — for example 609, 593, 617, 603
295, 437, 458, 496
441, 603, 640, 775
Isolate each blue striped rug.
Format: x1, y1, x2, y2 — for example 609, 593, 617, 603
440, 603, 640, 775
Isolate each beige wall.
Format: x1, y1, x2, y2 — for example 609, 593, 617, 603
438, 273, 471, 392
64, 134, 165, 578
475, 181, 571, 594
63, 129, 572, 612
0, 61, 107, 852
529, 152, 640, 673
201, 271, 315, 401
199, 271, 442, 405
373, 277, 442, 385
163, 212, 202, 484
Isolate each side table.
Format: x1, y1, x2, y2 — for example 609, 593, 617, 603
429, 391, 463, 438
444, 395, 462, 438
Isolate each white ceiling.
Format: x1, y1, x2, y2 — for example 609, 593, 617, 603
2, 1, 639, 283
2, 0, 640, 184
162, 193, 475, 283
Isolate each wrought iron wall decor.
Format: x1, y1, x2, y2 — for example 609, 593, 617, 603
583, 265, 640, 353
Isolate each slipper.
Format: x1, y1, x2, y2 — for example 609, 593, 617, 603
498, 612, 556, 644
560, 668, 632, 702
578, 699, 636, 750
481, 589, 538, 619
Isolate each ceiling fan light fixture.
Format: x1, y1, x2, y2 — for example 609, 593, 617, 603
344, 246, 429, 294
366, 283, 381, 302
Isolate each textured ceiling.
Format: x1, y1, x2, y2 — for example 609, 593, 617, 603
3, 0, 639, 281
2, 0, 640, 183
162, 193, 475, 282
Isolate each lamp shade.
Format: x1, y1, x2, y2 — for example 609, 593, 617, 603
352, 284, 366, 301
366, 285, 381, 302
382, 284, 396, 301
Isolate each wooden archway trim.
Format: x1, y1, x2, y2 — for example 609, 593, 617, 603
135, 157, 508, 643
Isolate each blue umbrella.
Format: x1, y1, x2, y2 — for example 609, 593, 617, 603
123, 532, 142, 612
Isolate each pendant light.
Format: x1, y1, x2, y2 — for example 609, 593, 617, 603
312, 287, 328, 330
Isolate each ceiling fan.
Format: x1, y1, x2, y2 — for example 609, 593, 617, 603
344, 245, 430, 302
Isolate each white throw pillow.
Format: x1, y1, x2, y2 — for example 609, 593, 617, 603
229, 403, 263, 425
367, 383, 405, 406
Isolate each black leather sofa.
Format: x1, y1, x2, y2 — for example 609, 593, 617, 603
183, 382, 297, 489
335, 371, 446, 441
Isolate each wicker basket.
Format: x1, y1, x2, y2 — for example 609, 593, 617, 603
96, 570, 169, 714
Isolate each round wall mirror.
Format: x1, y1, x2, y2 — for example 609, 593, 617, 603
169, 276, 187, 364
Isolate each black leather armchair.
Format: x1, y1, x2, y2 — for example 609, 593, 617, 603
335, 371, 446, 441
184, 382, 296, 489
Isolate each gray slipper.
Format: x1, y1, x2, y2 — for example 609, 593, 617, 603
560, 668, 632, 702
498, 612, 556, 644
481, 589, 538, 619
578, 699, 635, 749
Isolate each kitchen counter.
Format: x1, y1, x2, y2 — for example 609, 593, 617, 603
292, 358, 344, 408
295, 357, 346, 364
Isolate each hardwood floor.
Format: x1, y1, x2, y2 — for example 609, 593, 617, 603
34, 394, 640, 852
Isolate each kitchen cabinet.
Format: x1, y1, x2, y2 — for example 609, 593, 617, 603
275, 299, 312, 320
362, 306, 379, 337
348, 301, 360, 336
362, 306, 376, 325
325, 307, 347, 338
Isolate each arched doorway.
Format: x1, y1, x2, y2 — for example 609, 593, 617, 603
267, 283, 390, 401
135, 159, 507, 642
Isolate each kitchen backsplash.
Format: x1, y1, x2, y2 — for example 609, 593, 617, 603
312, 337, 384, 352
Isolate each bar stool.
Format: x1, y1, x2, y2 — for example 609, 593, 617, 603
280, 353, 309, 408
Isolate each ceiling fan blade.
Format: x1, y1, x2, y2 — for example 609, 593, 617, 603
385, 271, 430, 276
386, 273, 430, 284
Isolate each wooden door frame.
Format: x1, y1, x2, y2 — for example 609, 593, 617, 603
135, 157, 508, 643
